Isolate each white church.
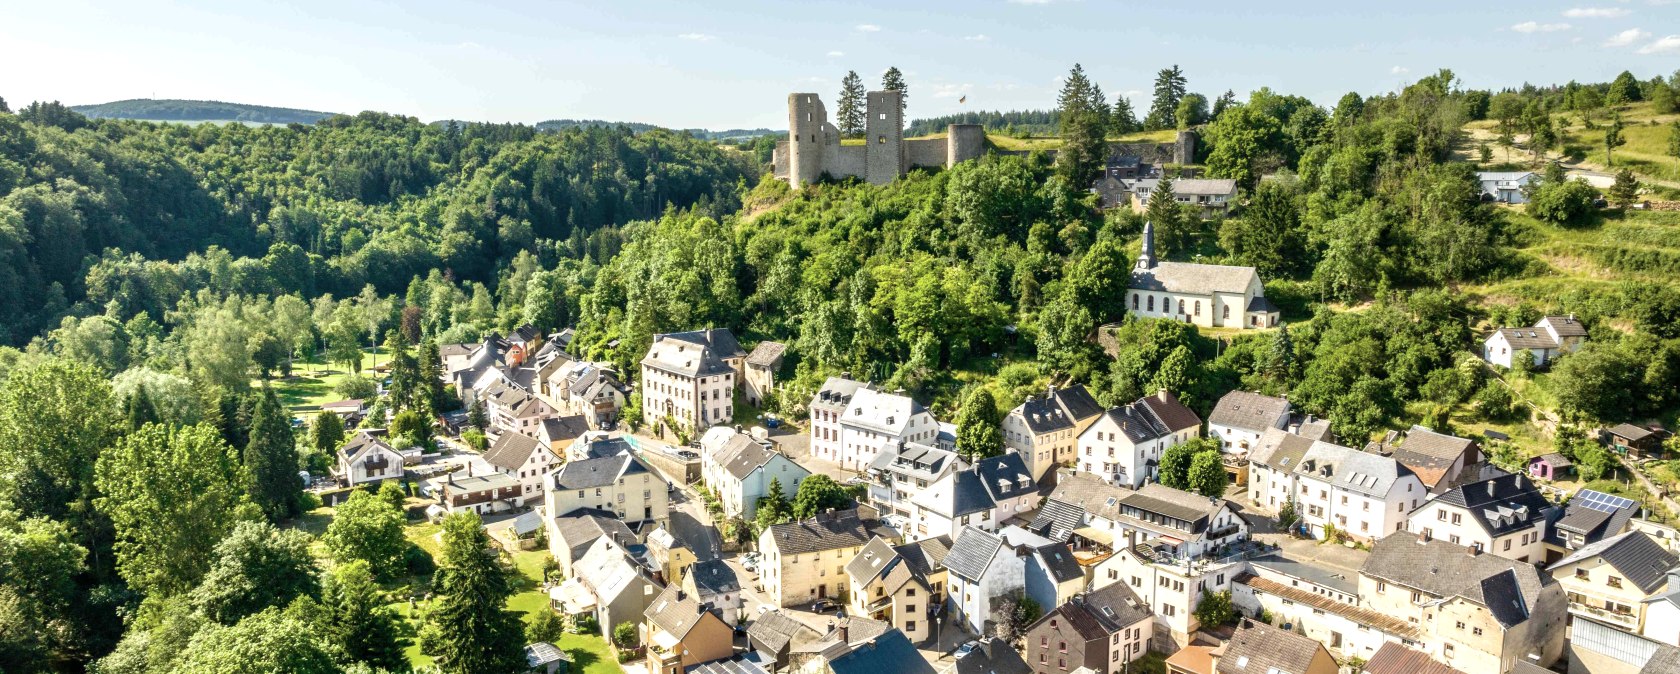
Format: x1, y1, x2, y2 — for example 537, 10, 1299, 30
1126, 222, 1280, 329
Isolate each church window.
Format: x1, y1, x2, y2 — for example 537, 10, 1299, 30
1223, 305, 1230, 319
1132, 294, 1138, 310
1178, 300, 1185, 314
1147, 296, 1154, 312
1194, 301, 1201, 316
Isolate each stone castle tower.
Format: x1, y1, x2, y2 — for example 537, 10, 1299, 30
774, 91, 986, 188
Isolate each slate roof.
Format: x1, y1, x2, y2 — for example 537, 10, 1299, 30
811, 377, 868, 412
1029, 498, 1086, 542
552, 454, 648, 490
1608, 423, 1656, 442
646, 583, 716, 640
1432, 472, 1551, 538
644, 333, 736, 378
541, 415, 590, 445
1250, 428, 1314, 472
944, 527, 1005, 582
687, 559, 741, 595
1101, 390, 1202, 444
1490, 327, 1559, 350
1215, 621, 1327, 674
747, 611, 818, 656
1361, 532, 1551, 628
553, 509, 637, 557
1130, 261, 1259, 297
1013, 385, 1104, 434
663, 329, 746, 359
1399, 426, 1477, 463
1246, 295, 1280, 313
746, 341, 787, 367
1043, 472, 1130, 524
1540, 315, 1588, 337
895, 535, 953, 578
1122, 483, 1225, 525
483, 431, 547, 472
1552, 531, 1678, 594
1208, 391, 1290, 433
820, 627, 933, 674
1133, 177, 1237, 196
719, 440, 787, 481
1360, 643, 1466, 674
1035, 543, 1084, 583
1551, 489, 1638, 546
845, 537, 909, 588
954, 640, 1031, 674
340, 428, 399, 462
841, 388, 930, 436
943, 453, 1036, 517
869, 442, 960, 483
1294, 441, 1413, 499
764, 509, 873, 556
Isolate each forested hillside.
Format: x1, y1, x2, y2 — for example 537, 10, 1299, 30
70, 99, 337, 124
533, 119, 779, 141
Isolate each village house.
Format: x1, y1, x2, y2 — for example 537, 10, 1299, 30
1127, 178, 1240, 217
443, 333, 509, 397
1475, 171, 1538, 204
1358, 533, 1567, 674
543, 361, 631, 429
545, 451, 670, 527
1288, 440, 1423, 542
482, 431, 561, 500
547, 509, 637, 579
746, 610, 821, 670
1549, 531, 1679, 637
485, 382, 558, 435
535, 415, 590, 455
759, 509, 876, 607
1209, 621, 1339, 674
954, 639, 1031, 674
1372, 426, 1482, 494
1023, 582, 1154, 674
808, 376, 940, 472
646, 527, 696, 585
789, 624, 933, 674
1406, 472, 1553, 563
1075, 389, 1202, 488
1002, 384, 1105, 483
1207, 391, 1290, 457
643, 583, 735, 674
683, 559, 744, 627
1481, 315, 1587, 368
1359, 643, 1468, 674
1545, 488, 1641, 564
1565, 617, 1680, 674
944, 526, 1035, 635
1527, 453, 1572, 481
866, 440, 962, 521
335, 428, 406, 487
1127, 223, 1279, 330
744, 341, 787, 408
640, 329, 746, 435
553, 537, 663, 637
1246, 428, 1312, 512
1233, 551, 1420, 662
436, 469, 525, 516
908, 452, 1038, 540
844, 535, 952, 643
702, 428, 811, 520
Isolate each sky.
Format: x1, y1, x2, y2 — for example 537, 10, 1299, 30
3, 0, 1679, 130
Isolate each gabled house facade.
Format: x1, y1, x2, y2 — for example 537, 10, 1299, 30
759, 509, 876, 607
545, 452, 670, 527
702, 428, 811, 520
1481, 315, 1587, 368
867, 440, 962, 521
1406, 472, 1552, 563
845, 536, 949, 643
1023, 582, 1154, 674
1289, 440, 1423, 542
643, 583, 734, 674
1002, 384, 1104, 483
1207, 391, 1290, 457
483, 431, 561, 499
909, 452, 1037, 540
336, 429, 406, 487
807, 377, 940, 473
641, 329, 745, 434
1075, 390, 1201, 488
1549, 531, 1679, 636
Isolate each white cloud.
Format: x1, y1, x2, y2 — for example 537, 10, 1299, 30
930, 83, 974, 99
1391, 65, 1409, 74
1564, 7, 1630, 17
1605, 28, 1651, 46
1008, 0, 1055, 4
964, 34, 989, 41
677, 32, 715, 41
1512, 21, 1572, 32
855, 24, 881, 32
1637, 34, 1680, 53
826, 50, 845, 57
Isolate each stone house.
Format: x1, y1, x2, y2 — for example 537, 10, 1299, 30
844, 535, 952, 644
908, 452, 1038, 540
758, 509, 876, 607
683, 559, 743, 627
808, 376, 940, 473
545, 452, 670, 527
1127, 224, 1279, 330
1358, 533, 1567, 673
483, 431, 561, 500
745, 341, 787, 408
640, 329, 745, 435
1002, 384, 1104, 484
1549, 531, 1679, 637
1211, 621, 1338, 674
336, 429, 406, 487
1023, 582, 1154, 674
646, 527, 696, 586
702, 428, 811, 520
1233, 552, 1420, 662
1406, 472, 1553, 563
1481, 315, 1587, 369
643, 583, 735, 674
1075, 389, 1202, 488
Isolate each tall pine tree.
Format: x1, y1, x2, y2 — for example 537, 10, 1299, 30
1145, 65, 1188, 130
323, 560, 412, 672
881, 67, 907, 115
421, 512, 526, 674
837, 71, 866, 137
124, 384, 160, 431
1056, 63, 1108, 187
1112, 95, 1140, 135
245, 385, 300, 520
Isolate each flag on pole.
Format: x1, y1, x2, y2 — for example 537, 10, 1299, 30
958, 95, 967, 104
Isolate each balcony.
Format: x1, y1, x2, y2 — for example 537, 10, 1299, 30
1570, 601, 1639, 629
1207, 524, 1241, 541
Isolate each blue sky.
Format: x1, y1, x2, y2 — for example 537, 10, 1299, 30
4, 0, 1678, 129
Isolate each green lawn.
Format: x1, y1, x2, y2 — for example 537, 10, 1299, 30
253, 347, 392, 415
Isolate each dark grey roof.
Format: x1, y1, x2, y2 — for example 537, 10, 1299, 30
1608, 423, 1656, 442
1361, 533, 1551, 628
1015, 385, 1103, 434
646, 583, 716, 640
747, 611, 817, 656
895, 535, 952, 579
1294, 441, 1414, 499
811, 377, 868, 412
746, 341, 787, 367
689, 654, 771, 674
509, 324, 540, 345
1250, 428, 1314, 472
687, 559, 741, 595
1130, 260, 1258, 296
1121, 483, 1224, 525
1215, 621, 1327, 674
664, 329, 746, 359
541, 415, 590, 444
1490, 327, 1558, 350
1398, 426, 1478, 462
483, 431, 545, 472
1551, 489, 1638, 546
644, 329, 743, 378
578, 436, 637, 459
552, 454, 648, 490
1433, 472, 1551, 538
1208, 391, 1290, 433
1246, 295, 1280, 313
721, 441, 786, 481
553, 509, 638, 557
1034, 543, 1083, 583
954, 640, 1031, 674
1540, 315, 1588, 337
1551, 531, 1678, 594
870, 441, 959, 481
960, 453, 1036, 514
821, 628, 933, 674
1530, 452, 1571, 468
1029, 498, 1085, 542
764, 509, 872, 556
1103, 394, 1185, 444
944, 527, 1004, 582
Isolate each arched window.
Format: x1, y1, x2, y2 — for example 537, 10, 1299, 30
1178, 300, 1185, 314
1194, 301, 1201, 316
1147, 296, 1155, 312
1223, 305, 1230, 319
1131, 293, 1138, 310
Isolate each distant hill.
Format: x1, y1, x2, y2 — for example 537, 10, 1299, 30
71, 99, 336, 125
533, 118, 778, 141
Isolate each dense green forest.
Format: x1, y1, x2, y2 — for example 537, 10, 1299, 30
70, 99, 337, 125
2, 63, 1680, 673
905, 109, 1062, 137
532, 119, 778, 141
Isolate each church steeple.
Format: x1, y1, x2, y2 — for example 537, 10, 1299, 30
1136, 221, 1157, 271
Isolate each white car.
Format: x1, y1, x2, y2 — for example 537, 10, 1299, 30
954, 641, 979, 658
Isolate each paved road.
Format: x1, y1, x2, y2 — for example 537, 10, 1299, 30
668, 487, 722, 561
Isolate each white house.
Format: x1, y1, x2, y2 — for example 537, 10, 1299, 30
640, 329, 745, 435
1001, 384, 1105, 483
481, 430, 561, 500
1075, 389, 1202, 488
1476, 171, 1538, 204
1290, 441, 1423, 542
1126, 222, 1280, 330
908, 452, 1038, 540
807, 376, 939, 472
866, 440, 963, 521
546, 452, 671, 527
1127, 178, 1239, 217
1246, 428, 1314, 513
336, 429, 406, 487
1644, 568, 1680, 646
1482, 315, 1588, 368
701, 428, 811, 520
944, 525, 1047, 634
1207, 391, 1290, 457
1407, 472, 1553, 563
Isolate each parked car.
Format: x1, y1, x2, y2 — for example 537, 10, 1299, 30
811, 599, 837, 613
954, 641, 979, 658
677, 450, 699, 460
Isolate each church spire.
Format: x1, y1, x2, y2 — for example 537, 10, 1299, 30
1136, 221, 1157, 271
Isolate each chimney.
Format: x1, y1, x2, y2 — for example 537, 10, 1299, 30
980, 638, 994, 659
677, 589, 687, 601
1417, 530, 1431, 544
1468, 545, 1481, 557
1047, 383, 1057, 398
836, 622, 849, 644
1157, 388, 1169, 402
1487, 480, 1496, 497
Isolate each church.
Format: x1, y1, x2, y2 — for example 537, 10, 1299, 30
1126, 222, 1280, 329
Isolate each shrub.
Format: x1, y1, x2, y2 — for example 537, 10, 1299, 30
1528, 180, 1599, 225
335, 375, 378, 400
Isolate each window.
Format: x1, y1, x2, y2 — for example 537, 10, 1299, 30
1223, 306, 1230, 319
1575, 568, 1589, 580
907, 588, 916, 597
1438, 510, 1447, 521
1148, 296, 1155, 311
1178, 300, 1185, 314
1132, 294, 1138, 310
1194, 301, 1201, 316
877, 136, 886, 144
1608, 576, 1623, 589
1451, 513, 1462, 525
1472, 627, 1483, 636
1504, 539, 1512, 551
1058, 642, 1066, 653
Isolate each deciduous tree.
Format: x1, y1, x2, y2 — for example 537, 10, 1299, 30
955, 387, 1003, 460
189, 520, 319, 625
323, 490, 407, 581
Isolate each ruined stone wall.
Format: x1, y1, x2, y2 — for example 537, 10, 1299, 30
947, 124, 987, 166
831, 145, 867, 179
772, 141, 789, 180
904, 138, 948, 170
863, 90, 904, 185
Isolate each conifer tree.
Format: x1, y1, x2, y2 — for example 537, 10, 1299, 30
310, 410, 345, 455
881, 67, 907, 115
420, 512, 525, 674
1112, 96, 1140, 135
323, 560, 412, 672
124, 384, 160, 431
1145, 65, 1188, 130
245, 385, 301, 520
837, 71, 866, 137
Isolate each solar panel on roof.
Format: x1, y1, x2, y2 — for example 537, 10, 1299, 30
1576, 489, 1636, 513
